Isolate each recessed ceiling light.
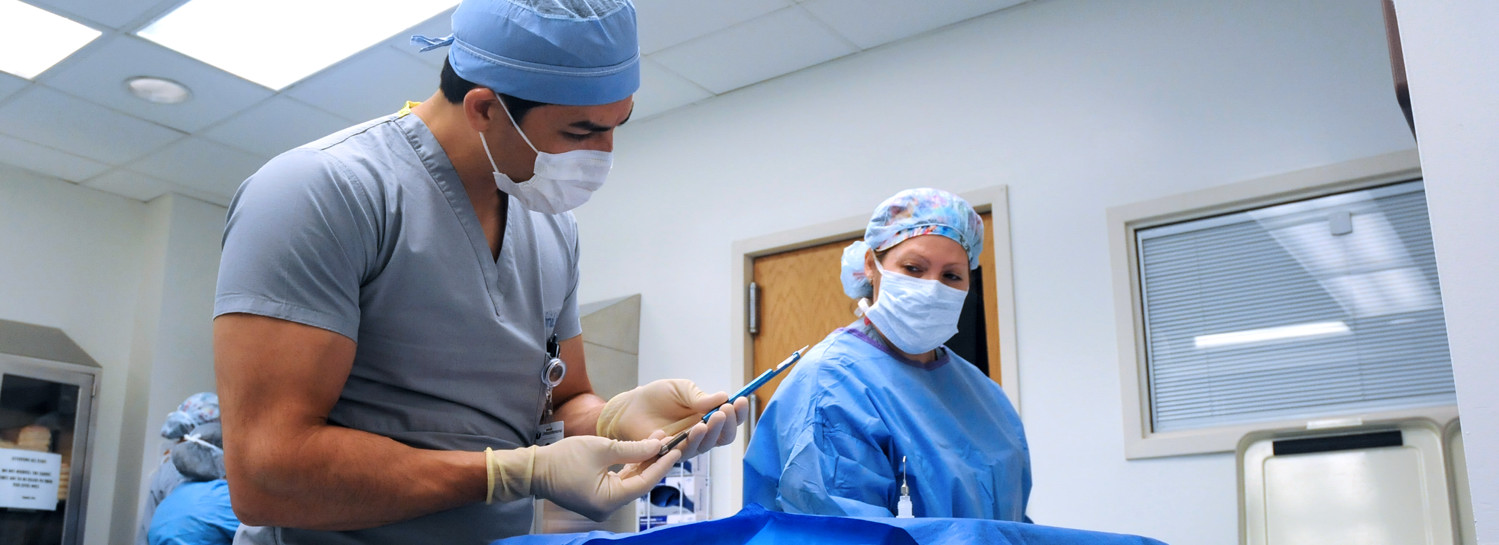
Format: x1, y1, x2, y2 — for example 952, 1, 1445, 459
137, 0, 456, 90
0, 0, 102, 79
126, 76, 193, 104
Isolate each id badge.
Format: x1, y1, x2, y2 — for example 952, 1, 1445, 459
536, 420, 565, 446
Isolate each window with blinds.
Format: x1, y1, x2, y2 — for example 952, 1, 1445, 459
1136, 179, 1455, 433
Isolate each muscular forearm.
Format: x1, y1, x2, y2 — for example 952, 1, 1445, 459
227, 423, 486, 530
217, 314, 492, 531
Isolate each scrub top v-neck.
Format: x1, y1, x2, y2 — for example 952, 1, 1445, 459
215, 110, 582, 545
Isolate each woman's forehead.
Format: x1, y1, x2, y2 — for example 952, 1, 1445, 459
885, 235, 967, 263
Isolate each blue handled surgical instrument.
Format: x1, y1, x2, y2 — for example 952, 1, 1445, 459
657, 345, 809, 456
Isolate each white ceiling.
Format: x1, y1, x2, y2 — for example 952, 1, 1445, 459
0, 0, 1027, 206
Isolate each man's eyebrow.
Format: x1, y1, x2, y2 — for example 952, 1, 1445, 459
569, 120, 613, 132
566, 120, 608, 132
569, 109, 632, 132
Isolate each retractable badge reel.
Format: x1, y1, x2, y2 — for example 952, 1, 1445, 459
536, 335, 567, 446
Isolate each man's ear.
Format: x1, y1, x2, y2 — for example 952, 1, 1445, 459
462, 87, 500, 132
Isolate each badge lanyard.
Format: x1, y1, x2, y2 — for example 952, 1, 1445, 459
536, 334, 567, 446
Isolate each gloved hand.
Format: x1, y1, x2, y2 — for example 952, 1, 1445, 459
486, 436, 680, 521
596, 379, 750, 460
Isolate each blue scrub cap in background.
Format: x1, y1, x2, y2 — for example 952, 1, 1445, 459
160, 392, 220, 440
840, 188, 985, 299
412, 0, 640, 106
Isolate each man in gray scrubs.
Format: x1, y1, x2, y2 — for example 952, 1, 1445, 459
212, 1, 746, 543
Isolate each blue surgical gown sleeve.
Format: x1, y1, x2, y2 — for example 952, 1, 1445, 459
746, 343, 899, 517
746, 324, 1032, 521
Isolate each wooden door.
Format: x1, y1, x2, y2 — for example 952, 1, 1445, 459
749, 213, 1000, 419
749, 236, 862, 418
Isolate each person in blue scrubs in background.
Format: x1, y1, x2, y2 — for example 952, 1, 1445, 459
149, 422, 239, 545
136, 393, 219, 545
743, 188, 1032, 520
213, 1, 745, 543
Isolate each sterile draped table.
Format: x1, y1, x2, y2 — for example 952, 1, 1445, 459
496, 504, 1168, 545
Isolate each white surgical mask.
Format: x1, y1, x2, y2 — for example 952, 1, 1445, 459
864, 259, 968, 354
479, 100, 612, 214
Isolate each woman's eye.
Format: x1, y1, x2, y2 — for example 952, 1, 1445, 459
562, 132, 591, 141
946, 273, 964, 282
903, 265, 922, 274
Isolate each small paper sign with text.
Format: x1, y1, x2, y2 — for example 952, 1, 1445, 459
0, 448, 61, 510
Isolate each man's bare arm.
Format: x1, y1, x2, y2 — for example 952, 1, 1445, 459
549, 334, 606, 437
215, 313, 487, 530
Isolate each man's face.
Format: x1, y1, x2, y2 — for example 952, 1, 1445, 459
518, 97, 633, 154
490, 95, 633, 182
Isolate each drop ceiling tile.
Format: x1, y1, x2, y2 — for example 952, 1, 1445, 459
635, 0, 792, 54
82, 169, 178, 202
203, 96, 353, 157
800, 0, 1025, 49
385, 6, 457, 69
0, 133, 110, 182
42, 35, 275, 133
26, 0, 163, 30
168, 184, 233, 207
632, 58, 712, 120
651, 7, 857, 94
284, 47, 439, 123
128, 137, 264, 200
0, 86, 182, 165
0, 73, 26, 102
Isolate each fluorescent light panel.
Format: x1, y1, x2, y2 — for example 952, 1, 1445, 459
0, 1, 101, 79
138, 0, 456, 90
1194, 321, 1351, 349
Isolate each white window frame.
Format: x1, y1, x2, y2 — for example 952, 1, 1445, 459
1109, 150, 1458, 459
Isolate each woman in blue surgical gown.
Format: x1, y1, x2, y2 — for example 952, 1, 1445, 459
743, 188, 1031, 521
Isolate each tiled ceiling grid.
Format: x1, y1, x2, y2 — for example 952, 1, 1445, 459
0, 0, 1026, 205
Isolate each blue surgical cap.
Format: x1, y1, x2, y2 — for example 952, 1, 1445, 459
160, 392, 220, 440
413, 0, 640, 106
840, 188, 985, 299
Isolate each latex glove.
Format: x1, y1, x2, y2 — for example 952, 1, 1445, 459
596, 379, 750, 460
486, 436, 680, 521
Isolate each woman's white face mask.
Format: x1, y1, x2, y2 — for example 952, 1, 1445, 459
863, 259, 968, 354
478, 99, 612, 214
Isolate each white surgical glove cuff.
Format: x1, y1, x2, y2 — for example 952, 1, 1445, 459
595, 388, 635, 440
484, 446, 536, 505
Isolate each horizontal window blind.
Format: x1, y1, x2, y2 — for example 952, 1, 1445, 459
1137, 180, 1455, 433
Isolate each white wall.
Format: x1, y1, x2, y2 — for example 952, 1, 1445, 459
1, 165, 148, 543
0, 166, 224, 544
110, 194, 225, 544
575, 1, 1415, 543
1395, 1, 1499, 542
138, 194, 224, 493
